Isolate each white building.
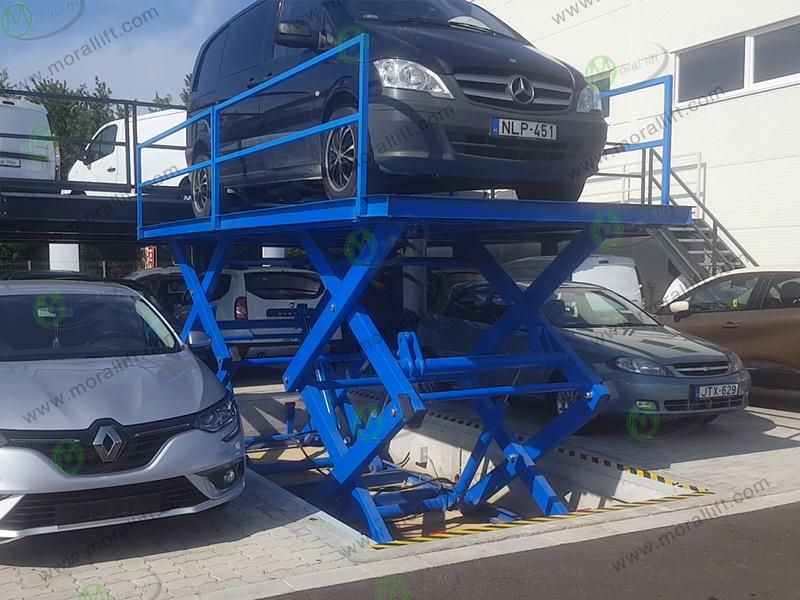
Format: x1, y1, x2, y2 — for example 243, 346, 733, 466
477, 0, 800, 268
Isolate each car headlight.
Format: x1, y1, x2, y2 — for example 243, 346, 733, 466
374, 59, 454, 99
577, 84, 602, 113
195, 394, 239, 433
725, 351, 745, 374
612, 357, 669, 377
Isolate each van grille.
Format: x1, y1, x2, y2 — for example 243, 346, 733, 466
454, 71, 573, 112
448, 133, 575, 162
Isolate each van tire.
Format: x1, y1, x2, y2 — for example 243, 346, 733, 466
515, 182, 585, 202
191, 152, 211, 218
322, 106, 365, 200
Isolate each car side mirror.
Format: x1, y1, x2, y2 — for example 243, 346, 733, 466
276, 20, 317, 48
669, 300, 690, 321
186, 330, 212, 351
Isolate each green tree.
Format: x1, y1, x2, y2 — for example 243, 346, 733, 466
179, 73, 192, 106
150, 91, 174, 112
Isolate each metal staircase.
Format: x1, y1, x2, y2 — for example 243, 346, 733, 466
647, 150, 758, 283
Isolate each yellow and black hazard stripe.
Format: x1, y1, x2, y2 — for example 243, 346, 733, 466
426, 411, 711, 495
370, 491, 710, 549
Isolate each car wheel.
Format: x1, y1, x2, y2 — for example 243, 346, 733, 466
191, 152, 211, 218
554, 388, 581, 416
515, 182, 586, 202
322, 106, 361, 200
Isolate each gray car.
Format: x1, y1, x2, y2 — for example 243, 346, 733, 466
419, 281, 751, 420
0, 281, 245, 539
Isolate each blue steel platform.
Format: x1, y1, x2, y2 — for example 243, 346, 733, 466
136, 35, 690, 543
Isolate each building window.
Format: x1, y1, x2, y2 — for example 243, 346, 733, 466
677, 20, 800, 104
754, 22, 800, 83
678, 37, 745, 102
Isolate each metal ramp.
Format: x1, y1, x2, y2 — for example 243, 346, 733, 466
136, 36, 691, 543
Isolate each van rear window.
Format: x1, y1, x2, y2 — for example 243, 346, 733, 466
245, 273, 323, 300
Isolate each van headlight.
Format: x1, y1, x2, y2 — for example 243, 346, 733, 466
612, 357, 669, 377
374, 59, 454, 99
195, 394, 239, 432
577, 85, 602, 113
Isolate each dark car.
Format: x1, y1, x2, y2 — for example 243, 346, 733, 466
186, 0, 608, 217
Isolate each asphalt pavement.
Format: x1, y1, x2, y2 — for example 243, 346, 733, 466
278, 501, 800, 600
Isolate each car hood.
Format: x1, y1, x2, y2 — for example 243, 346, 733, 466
366, 22, 577, 86
560, 326, 729, 365
0, 350, 224, 431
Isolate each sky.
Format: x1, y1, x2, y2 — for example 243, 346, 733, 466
0, 0, 253, 101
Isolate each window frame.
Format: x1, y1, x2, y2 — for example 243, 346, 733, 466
676, 17, 800, 109
678, 273, 767, 315
759, 272, 800, 310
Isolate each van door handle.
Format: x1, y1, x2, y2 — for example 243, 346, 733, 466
722, 321, 741, 329
107, 167, 116, 173
246, 78, 259, 89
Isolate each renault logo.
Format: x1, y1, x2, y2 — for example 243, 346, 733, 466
93, 425, 124, 462
510, 76, 535, 105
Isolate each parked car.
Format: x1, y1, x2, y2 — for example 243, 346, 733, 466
657, 268, 800, 389
504, 254, 645, 307
128, 265, 339, 357
67, 109, 190, 199
420, 281, 750, 422
0, 98, 58, 182
0, 280, 244, 539
185, 0, 608, 217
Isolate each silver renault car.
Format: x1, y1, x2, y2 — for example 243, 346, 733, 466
0, 281, 245, 539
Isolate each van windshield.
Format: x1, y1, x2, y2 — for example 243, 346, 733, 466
336, 0, 523, 41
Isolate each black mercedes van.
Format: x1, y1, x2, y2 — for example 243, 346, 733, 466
186, 0, 608, 217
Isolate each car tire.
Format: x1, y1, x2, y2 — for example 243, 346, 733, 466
191, 151, 212, 218
322, 106, 377, 200
515, 181, 586, 202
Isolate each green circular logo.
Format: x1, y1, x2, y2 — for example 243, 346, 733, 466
585, 54, 617, 84
336, 24, 365, 64
52, 439, 85, 475
355, 403, 385, 442
25, 124, 53, 160
591, 210, 624, 245
344, 228, 379, 265
33, 293, 69, 329
375, 575, 409, 600
626, 407, 661, 441
1, 2, 32, 39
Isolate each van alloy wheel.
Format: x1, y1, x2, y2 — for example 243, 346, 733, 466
191, 153, 211, 218
325, 123, 356, 194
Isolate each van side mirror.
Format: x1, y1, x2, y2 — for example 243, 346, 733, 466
276, 20, 317, 48
78, 151, 88, 163
669, 300, 690, 321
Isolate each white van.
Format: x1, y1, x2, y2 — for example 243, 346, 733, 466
67, 109, 189, 198
504, 254, 645, 307
0, 98, 58, 181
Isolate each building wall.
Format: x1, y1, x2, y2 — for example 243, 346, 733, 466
476, 0, 800, 267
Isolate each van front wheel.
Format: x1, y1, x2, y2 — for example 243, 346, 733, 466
322, 107, 359, 200
191, 152, 211, 218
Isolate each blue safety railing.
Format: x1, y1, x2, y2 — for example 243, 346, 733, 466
136, 34, 371, 235
599, 75, 673, 206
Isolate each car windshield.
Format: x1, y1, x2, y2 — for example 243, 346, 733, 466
336, 0, 523, 40
543, 287, 660, 328
0, 292, 181, 362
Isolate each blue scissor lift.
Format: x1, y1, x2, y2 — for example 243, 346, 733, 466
137, 36, 690, 543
